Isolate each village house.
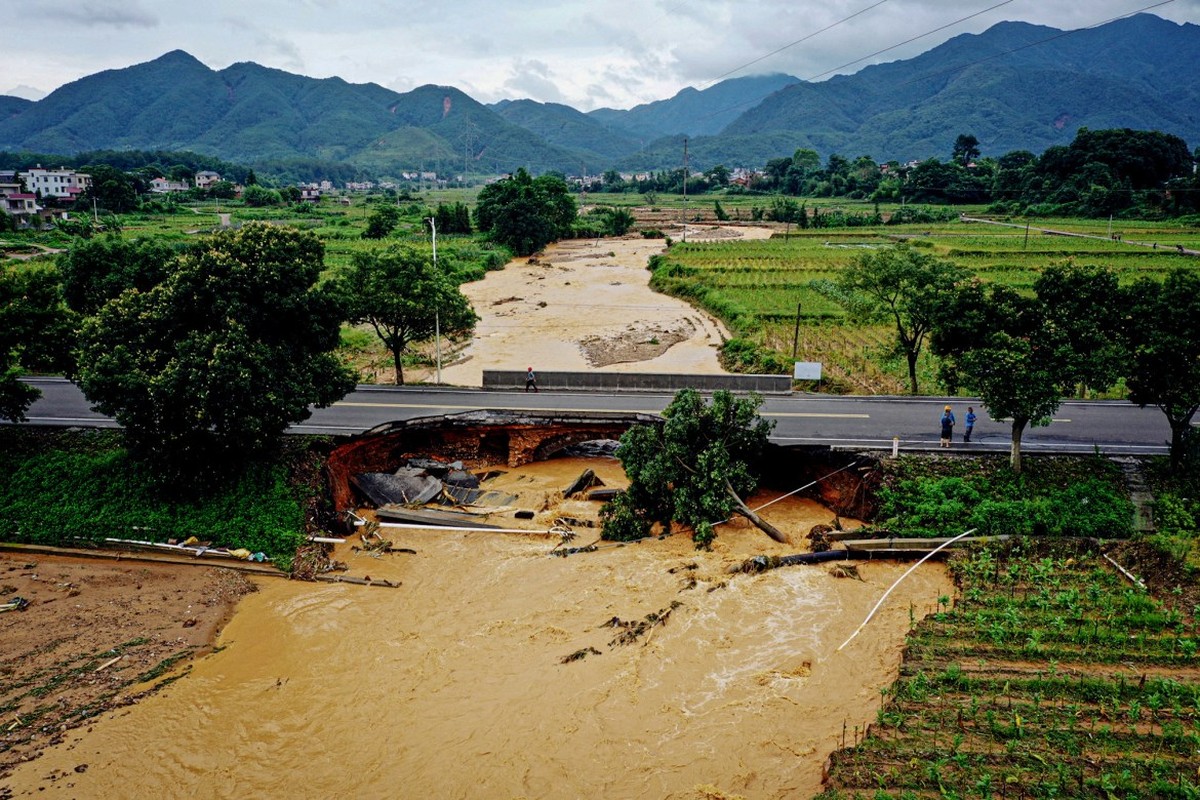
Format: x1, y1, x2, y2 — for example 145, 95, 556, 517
149, 176, 191, 193
194, 171, 222, 189
0, 182, 39, 225
18, 166, 91, 200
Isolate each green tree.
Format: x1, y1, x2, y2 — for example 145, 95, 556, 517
600, 389, 783, 548
241, 184, 281, 207
474, 168, 577, 256
338, 246, 477, 385
952, 133, 981, 166
75, 223, 354, 478
933, 284, 1061, 473
58, 235, 176, 315
1032, 263, 1125, 396
362, 204, 401, 239
819, 243, 965, 394
80, 164, 139, 213
1125, 269, 1200, 466
0, 264, 73, 421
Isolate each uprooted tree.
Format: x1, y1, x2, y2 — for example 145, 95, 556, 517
600, 388, 784, 548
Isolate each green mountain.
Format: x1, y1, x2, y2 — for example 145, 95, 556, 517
490, 99, 640, 168
0, 51, 590, 176
718, 14, 1200, 163
0, 96, 33, 122
1, 14, 1198, 177
588, 73, 802, 140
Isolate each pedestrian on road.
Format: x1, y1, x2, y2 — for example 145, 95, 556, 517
964, 407, 977, 443
940, 405, 955, 448
525, 366, 538, 393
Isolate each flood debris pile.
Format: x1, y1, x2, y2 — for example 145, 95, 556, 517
352, 458, 519, 511
350, 457, 524, 529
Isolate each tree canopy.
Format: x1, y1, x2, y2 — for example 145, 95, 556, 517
58, 234, 177, 315
1125, 269, 1200, 466
932, 263, 1123, 472
338, 246, 477, 385
819, 243, 966, 394
0, 265, 72, 422
75, 223, 355, 478
474, 168, 577, 256
601, 389, 781, 548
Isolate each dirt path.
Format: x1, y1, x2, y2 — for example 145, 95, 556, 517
425, 225, 774, 386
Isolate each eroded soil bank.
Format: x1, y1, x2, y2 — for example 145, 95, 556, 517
1, 457, 953, 799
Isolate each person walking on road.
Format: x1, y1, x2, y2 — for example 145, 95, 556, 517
964, 407, 977, 442
939, 405, 955, 448
525, 366, 538, 393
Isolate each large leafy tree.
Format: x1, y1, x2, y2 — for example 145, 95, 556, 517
933, 263, 1123, 473
1125, 269, 1200, 466
601, 389, 782, 548
78, 164, 140, 213
0, 264, 74, 421
818, 243, 965, 394
338, 246, 477, 385
474, 168, 577, 256
75, 223, 355, 478
58, 234, 177, 315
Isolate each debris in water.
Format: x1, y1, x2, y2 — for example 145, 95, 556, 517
559, 646, 602, 664
667, 563, 698, 574
563, 468, 603, 498
605, 601, 684, 647
828, 563, 865, 581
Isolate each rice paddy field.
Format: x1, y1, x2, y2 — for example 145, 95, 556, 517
652, 212, 1200, 393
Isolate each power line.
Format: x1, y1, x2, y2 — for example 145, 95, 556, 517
690, 0, 1019, 126
896, 0, 1177, 89
807, 0, 1017, 81
698, 0, 891, 90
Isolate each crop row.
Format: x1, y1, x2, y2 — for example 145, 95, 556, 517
817, 541, 1200, 799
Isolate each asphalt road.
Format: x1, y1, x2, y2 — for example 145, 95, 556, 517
15, 377, 1174, 456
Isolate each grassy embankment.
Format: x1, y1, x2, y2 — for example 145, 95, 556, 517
0, 428, 331, 570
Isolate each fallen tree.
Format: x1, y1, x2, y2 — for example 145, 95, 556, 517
600, 389, 783, 548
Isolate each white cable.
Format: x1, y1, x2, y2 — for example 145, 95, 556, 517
836, 528, 977, 651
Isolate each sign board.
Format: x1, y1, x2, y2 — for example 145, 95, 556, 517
793, 361, 822, 381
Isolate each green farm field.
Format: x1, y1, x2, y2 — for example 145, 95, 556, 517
651, 213, 1200, 394
817, 538, 1200, 800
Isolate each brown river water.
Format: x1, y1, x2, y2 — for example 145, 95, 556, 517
4, 457, 952, 799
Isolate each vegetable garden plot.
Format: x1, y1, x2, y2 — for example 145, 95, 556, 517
818, 540, 1200, 800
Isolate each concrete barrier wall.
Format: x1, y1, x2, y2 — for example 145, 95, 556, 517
482, 370, 793, 394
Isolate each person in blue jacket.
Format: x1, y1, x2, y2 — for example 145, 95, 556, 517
939, 405, 955, 447
964, 407, 977, 442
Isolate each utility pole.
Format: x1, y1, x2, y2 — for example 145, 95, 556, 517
792, 302, 802, 360
427, 217, 441, 385
682, 137, 688, 243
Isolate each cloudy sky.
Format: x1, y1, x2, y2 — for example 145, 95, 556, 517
7, 0, 1200, 110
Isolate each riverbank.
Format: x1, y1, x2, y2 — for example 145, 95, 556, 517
0, 554, 255, 781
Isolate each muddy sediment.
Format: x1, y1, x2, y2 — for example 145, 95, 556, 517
2, 457, 953, 799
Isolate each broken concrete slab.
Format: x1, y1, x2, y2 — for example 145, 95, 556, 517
352, 473, 443, 506
375, 505, 502, 529
444, 469, 481, 489
441, 485, 518, 507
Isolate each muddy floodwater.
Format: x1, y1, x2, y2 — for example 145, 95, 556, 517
5, 458, 952, 799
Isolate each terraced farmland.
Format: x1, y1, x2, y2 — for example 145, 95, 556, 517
817, 540, 1200, 799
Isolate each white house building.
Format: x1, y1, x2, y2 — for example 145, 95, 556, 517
18, 167, 91, 200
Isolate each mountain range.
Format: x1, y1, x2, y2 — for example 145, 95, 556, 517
1, 14, 1197, 178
